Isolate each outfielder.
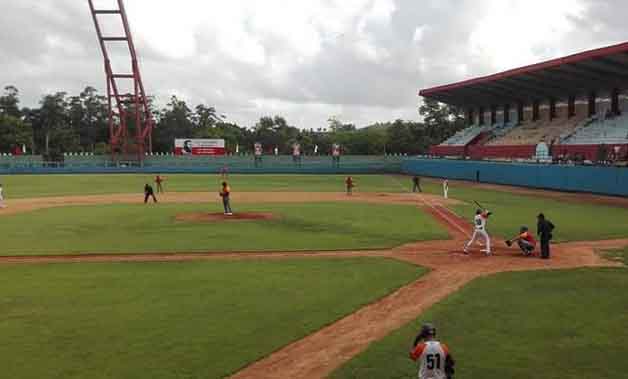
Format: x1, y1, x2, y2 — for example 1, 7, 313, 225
332, 144, 341, 168
254, 142, 263, 168
410, 323, 455, 379
443, 180, 449, 199
292, 142, 302, 167
464, 208, 492, 255
0, 183, 6, 208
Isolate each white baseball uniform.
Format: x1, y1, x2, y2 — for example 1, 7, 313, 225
465, 212, 491, 254
410, 341, 450, 379
0, 186, 5, 208
443, 180, 449, 199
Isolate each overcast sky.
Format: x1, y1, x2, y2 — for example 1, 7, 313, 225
0, 0, 626, 129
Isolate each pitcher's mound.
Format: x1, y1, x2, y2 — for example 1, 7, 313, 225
175, 212, 277, 223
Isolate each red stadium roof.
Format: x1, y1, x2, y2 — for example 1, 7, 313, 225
419, 41, 628, 107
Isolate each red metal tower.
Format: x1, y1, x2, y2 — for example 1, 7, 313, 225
88, 0, 154, 162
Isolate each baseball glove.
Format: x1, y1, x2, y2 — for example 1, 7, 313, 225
505, 240, 513, 247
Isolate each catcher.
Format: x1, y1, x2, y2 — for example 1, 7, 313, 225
410, 323, 455, 379
506, 226, 536, 256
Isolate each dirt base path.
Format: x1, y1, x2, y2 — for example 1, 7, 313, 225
0, 191, 625, 379
229, 201, 625, 379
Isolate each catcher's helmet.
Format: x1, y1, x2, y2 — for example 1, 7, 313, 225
420, 323, 436, 338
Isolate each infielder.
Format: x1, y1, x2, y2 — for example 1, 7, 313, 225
443, 180, 449, 199
410, 323, 455, 379
0, 183, 6, 208
464, 208, 492, 255
155, 175, 166, 193
345, 176, 355, 196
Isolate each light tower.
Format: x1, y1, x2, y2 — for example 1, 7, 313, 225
87, 0, 154, 163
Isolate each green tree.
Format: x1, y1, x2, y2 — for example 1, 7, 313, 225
153, 96, 195, 152
35, 92, 75, 158
0, 85, 21, 118
0, 114, 32, 153
419, 98, 466, 146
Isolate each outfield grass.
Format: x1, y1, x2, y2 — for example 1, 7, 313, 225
419, 180, 628, 242
0, 258, 426, 379
332, 267, 628, 379
0, 174, 402, 198
0, 202, 448, 255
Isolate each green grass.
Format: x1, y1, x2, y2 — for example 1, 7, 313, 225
0, 174, 402, 198
0, 258, 426, 379
604, 247, 628, 266
418, 180, 628, 242
332, 268, 628, 379
2, 173, 627, 243
0, 202, 448, 256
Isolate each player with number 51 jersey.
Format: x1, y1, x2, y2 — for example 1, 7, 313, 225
410, 324, 455, 379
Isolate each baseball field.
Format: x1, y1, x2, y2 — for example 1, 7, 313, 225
1, 173, 627, 379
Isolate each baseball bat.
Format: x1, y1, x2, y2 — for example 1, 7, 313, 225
473, 200, 485, 209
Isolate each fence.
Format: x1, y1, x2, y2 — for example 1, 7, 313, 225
0, 155, 403, 175
402, 158, 628, 196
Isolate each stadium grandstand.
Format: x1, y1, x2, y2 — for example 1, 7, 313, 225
421, 41, 628, 164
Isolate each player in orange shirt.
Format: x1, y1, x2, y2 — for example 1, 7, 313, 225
219, 181, 233, 216
155, 175, 166, 193
345, 176, 355, 196
506, 226, 537, 256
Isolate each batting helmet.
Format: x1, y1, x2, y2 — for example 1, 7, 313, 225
420, 323, 436, 338
520, 226, 529, 233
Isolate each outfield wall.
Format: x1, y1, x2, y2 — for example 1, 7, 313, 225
0, 155, 403, 175
402, 159, 628, 196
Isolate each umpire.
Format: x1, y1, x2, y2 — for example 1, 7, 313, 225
144, 183, 157, 203
537, 213, 555, 259
412, 176, 422, 193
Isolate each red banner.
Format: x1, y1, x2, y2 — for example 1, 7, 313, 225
174, 139, 226, 156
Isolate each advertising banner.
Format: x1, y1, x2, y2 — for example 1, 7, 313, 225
174, 139, 226, 156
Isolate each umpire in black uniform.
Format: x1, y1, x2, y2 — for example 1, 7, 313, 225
144, 183, 158, 204
537, 213, 554, 259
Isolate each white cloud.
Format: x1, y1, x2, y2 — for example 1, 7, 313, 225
469, 0, 589, 71
0, 0, 624, 129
